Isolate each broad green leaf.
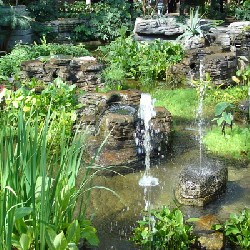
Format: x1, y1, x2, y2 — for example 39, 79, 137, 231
15, 207, 32, 220
15, 218, 28, 234
66, 220, 80, 243
175, 210, 183, 225
216, 116, 225, 126
214, 102, 233, 116
53, 231, 67, 250
81, 226, 100, 246
20, 234, 31, 250
45, 228, 57, 250
225, 227, 241, 235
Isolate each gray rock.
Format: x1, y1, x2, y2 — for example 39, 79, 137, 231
175, 161, 228, 206
133, 17, 183, 37
19, 56, 104, 92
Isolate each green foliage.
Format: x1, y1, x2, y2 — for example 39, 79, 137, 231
102, 64, 126, 91
235, 0, 250, 20
131, 206, 196, 250
205, 85, 248, 107
214, 209, 250, 249
178, 7, 223, 40
0, 40, 90, 77
100, 30, 184, 90
2, 78, 79, 151
0, 6, 31, 29
204, 126, 250, 160
212, 102, 234, 135
235, 62, 250, 87
178, 7, 203, 40
28, 0, 58, 22
0, 109, 100, 249
62, 1, 134, 42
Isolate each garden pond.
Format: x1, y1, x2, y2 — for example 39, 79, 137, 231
83, 119, 250, 250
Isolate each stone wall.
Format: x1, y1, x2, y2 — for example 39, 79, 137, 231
134, 18, 250, 86
19, 56, 104, 92
45, 18, 86, 43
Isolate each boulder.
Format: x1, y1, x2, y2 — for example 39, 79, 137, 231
175, 160, 228, 206
77, 90, 172, 170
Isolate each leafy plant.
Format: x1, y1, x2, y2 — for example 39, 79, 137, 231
0, 108, 101, 249
100, 28, 184, 90
235, 0, 250, 20
212, 102, 235, 135
2, 78, 79, 151
177, 7, 203, 40
205, 85, 248, 106
177, 7, 222, 41
28, 0, 58, 22
68, 1, 133, 42
214, 208, 250, 249
131, 206, 196, 250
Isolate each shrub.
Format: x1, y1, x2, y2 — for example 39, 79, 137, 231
100, 30, 184, 90
235, 0, 250, 20
131, 206, 196, 250
2, 78, 80, 152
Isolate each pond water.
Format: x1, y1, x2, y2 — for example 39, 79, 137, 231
85, 122, 250, 250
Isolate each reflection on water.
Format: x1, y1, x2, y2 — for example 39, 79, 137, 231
85, 125, 250, 250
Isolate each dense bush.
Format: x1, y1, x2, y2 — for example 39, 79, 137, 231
235, 0, 250, 20
100, 30, 184, 90
0, 40, 90, 77
28, 0, 58, 21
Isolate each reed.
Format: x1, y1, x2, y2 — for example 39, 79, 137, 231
0, 108, 102, 249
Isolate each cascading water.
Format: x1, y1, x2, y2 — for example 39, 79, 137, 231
196, 54, 207, 168
136, 93, 159, 218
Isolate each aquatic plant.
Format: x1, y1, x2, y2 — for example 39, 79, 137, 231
2, 78, 79, 152
0, 108, 103, 249
131, 206, 196, 250
214, 208, 250, 249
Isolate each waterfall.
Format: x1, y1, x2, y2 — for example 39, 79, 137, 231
136, 93, 159, 216
197, 54, 207, 168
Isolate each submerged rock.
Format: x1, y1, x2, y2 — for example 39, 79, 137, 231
194, 214, 224, 250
